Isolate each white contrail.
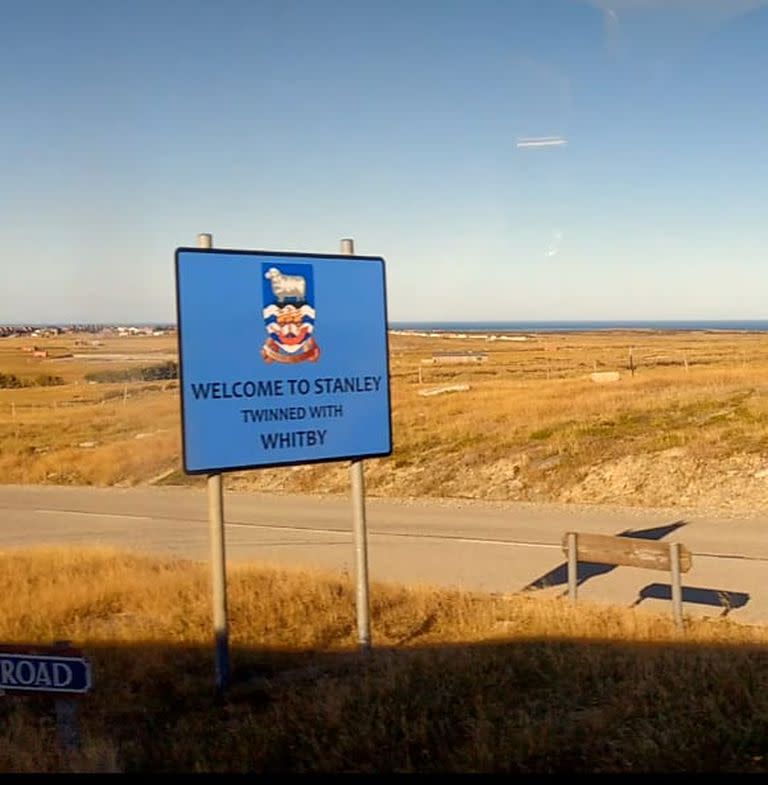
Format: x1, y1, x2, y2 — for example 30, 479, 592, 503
516, 136, 568, 148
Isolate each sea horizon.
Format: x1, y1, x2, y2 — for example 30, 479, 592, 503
389, 320, 768, 334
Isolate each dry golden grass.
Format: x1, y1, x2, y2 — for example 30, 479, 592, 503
0, 335, 181, 486
1, 547, 767, 772
228, 329, 768, 509
5, 330, 768, 509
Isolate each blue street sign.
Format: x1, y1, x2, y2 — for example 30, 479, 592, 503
0, 652, 92, 694
175, 248, 393, 473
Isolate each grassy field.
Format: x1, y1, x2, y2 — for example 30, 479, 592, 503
4, 329, 768, 510
1, 547, 767, 773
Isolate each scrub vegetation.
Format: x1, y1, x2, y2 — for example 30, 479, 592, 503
3, 330, 768, 511
1, 547, 767, 773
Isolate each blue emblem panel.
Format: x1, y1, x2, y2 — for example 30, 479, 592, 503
261, 262, 320, 364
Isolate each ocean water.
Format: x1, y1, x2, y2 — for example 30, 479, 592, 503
389, 320, 768, 334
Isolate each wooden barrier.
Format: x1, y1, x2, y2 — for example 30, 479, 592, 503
562, 532, 692, 629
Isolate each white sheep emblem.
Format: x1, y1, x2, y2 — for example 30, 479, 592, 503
264, 267, 307, 304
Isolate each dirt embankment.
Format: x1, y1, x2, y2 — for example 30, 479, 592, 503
559, 449, 768, 512
219, 447, 768, 516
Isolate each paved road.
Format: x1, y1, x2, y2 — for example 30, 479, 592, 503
1, 484, 767, 625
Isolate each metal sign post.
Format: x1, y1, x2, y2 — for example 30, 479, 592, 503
1, 642, 92, 753
566, 532, 578, 602
197, 232, 230, 693
175, 238, 391, 672
341, 237, 372, 651
669, 541, 684, 631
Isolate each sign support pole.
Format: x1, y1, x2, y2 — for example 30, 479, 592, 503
670, 541, 684, 631
198, 231, 230, 692
342, 237, 372, 651
53, 640, 81, 753
567, 532, 578, 602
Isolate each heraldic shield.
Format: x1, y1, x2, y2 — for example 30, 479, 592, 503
261, 262, 320, 364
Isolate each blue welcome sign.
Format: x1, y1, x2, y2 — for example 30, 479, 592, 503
175, 248, 392, 473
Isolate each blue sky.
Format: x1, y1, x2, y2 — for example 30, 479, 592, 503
3, 0, 768, 322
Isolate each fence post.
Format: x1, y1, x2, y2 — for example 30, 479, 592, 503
53, 640, 81, 753
567, 532, 578, 602
670, 541, 684, 631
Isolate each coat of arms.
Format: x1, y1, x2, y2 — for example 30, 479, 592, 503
261, 263, 320, 363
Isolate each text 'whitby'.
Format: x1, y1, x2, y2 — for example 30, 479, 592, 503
260, 429, 327, 449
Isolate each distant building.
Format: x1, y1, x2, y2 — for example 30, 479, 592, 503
429, 351, 488, 365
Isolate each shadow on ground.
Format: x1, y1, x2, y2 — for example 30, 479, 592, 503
635, 584, 750, 617
3, 630, 768, 773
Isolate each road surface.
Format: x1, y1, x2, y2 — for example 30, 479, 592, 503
1, 484, 767, 625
